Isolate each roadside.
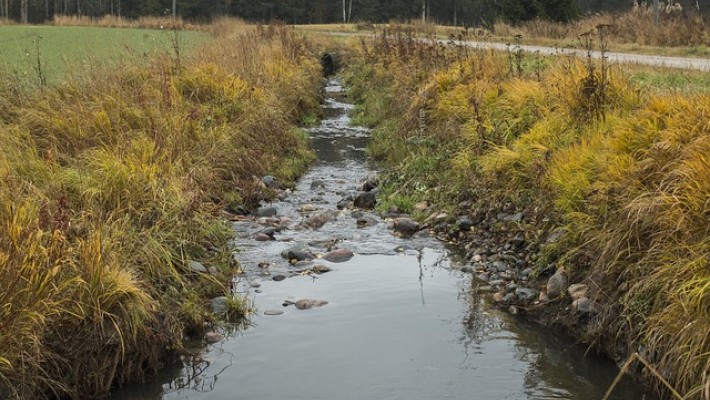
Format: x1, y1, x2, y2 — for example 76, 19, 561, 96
299, 27, 710, 71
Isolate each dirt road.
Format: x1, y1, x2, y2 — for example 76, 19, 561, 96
439, 39, 710, 71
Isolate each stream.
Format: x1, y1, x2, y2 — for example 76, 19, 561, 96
109, 79, 655, 400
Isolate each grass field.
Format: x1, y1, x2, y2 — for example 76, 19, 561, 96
627, 65, 710, 93
0, 25, 208, 84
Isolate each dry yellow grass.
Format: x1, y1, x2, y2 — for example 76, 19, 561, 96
52, 14, 194, 30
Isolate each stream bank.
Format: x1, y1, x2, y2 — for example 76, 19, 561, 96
343, 30, 710, 397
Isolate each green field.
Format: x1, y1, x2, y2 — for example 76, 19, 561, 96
0, 25, 207, 84
628, 66, 710, 93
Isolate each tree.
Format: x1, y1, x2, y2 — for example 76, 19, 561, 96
494, 0, 579, 23
542, 0, 579, 21
1, 0, 8, 19
21, 0, 28, 22
497, 0, 544, 22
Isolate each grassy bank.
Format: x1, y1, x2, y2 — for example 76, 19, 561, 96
0, 22, 321, 399
346, 27, 710, 397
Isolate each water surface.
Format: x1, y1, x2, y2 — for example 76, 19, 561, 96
109, 79, 654, 400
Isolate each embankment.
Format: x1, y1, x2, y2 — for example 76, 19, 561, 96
0, 24, 321, 399
345, 28, 710, 398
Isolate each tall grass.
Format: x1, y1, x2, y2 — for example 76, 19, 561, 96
52, 14, 194, 30
346, 26, 710, 397
0, 21, 320, 399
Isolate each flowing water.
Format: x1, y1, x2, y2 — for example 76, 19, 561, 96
109, 79, 655, 400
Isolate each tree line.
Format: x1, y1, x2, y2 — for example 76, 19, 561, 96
1, 0, 707, 26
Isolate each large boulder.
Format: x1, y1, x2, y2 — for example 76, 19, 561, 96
362, 180, 377, 192
353, 192, 377, 209
393, 217, 420, 237
546, 268, 569, 298
187, 261, 208, 273
456, 217, 474, 231
262, 175, 280, 190
322, 248, 354, 263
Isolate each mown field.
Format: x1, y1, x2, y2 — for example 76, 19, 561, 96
0, 25, 208, 85
0, 22, 321, 399
344, 26, 710, 398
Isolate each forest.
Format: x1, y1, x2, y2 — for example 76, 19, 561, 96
2, 0, 709, 26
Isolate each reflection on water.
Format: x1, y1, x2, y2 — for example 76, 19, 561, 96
107, 79, 654, 400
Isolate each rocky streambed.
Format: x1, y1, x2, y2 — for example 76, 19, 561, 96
108, 79, 655, 400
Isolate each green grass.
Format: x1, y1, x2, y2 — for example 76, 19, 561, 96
628, 67, 710, 93
0, 25, 208, 84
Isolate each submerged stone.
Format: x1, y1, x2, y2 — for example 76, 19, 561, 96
295, 299, 329, 310
310, 180, 326, 190
254, 233, 272, 241
205, 331, 223, 343
393, 217, 420, 237
281, 248, 315, 262
312, 264, 333, 274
